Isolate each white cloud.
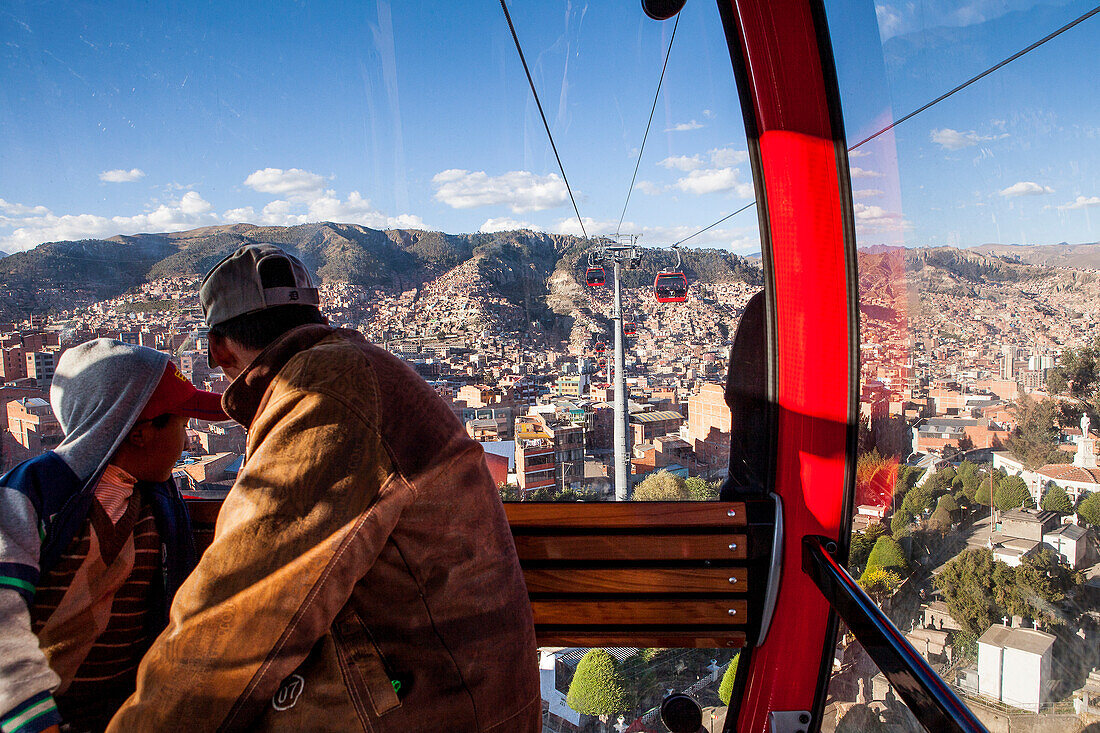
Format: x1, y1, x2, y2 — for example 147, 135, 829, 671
432, 169, 568, 213
0, 193, 221, 252
178, 190, 213, 214
850, 167, 882, 179
634, 181, 662, 196
702, 109, 715, 119
99, 168, 146, 183
657, 155, 704, 172
853, 203, 909, 232
638, 223, 759, 253
1058, 195, 1100, 211
708, 147, 749, 167
2, 181, 425, 252
244, 167, 327, 199
551, 217, 621, 237
479, 217, 539, 233
999, 181, 1054, 197
930, 127, 1007, 150
847, 149, 871, 159
664, 120, 703, 132
0, 199, 50, 217
673, 168, 754, 197
853, 189, 884, 199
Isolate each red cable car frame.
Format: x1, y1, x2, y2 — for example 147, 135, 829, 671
180, 1, 986, 729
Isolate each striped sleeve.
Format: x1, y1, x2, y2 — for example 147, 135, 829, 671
0, 691, 60, 733
0, 488, 60, 726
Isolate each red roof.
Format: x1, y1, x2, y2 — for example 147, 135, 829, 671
1036, 464, 1100, 484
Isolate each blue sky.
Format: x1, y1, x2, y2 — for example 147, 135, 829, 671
1, 0, 1097, 254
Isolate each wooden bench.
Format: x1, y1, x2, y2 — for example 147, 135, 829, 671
184, 499, 766, 649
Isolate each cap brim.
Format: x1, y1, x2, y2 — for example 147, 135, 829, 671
171, 389, 229, 422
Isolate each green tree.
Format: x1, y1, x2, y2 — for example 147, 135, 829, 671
928, 505, 953, 534
956, 461, 982, 499
1047, 336, 1099, 404
566, 649, 629, 717
859, 567, 902, 602
717, 653, 740, 705
684, 476, 719, 501
1006, 549, 1083, 626
865, 536, 908, 575
890, 508, 913, 537
952, 629, 978, 663
631, 470, 690, 501
902, 484, 935, 516
1078, 492, 1100, 527
974, 477, 994, 507
1008, 396, 1063, 469
498, 483, 520, 501
929, 466, 957, 494
849, 523, 886, 572
938, 494, 958, 513
1041, 483, 1074, 514
934, 549, 1002, 635
994, 475, 1034, 511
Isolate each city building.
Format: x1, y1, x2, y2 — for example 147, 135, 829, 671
687, 383, 731, 475
24, 351, 54, 389
6, 397, 63, 452
976, 624, 1055, 713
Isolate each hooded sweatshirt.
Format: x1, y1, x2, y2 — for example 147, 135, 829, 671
0, 340, 195, 733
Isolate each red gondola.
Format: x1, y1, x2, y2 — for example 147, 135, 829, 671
624, 321, 637, 336
593, 341, 606, 354
585, 266, 605, 286
654, 271, 687, 302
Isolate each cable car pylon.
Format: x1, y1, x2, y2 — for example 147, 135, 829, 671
587, 235, 641, 500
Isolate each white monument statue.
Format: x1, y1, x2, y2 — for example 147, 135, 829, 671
1075, 412, 1097, 468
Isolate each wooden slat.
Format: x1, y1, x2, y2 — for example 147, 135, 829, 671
523, 567, 748, 594
531, 600, 748, 626
506, 502, 746, 528
514, 534, 747, 561
535, 631, 747, 649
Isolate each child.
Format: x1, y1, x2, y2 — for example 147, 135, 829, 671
0, 339, 227, 733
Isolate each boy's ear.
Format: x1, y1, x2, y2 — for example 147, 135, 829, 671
208, 334, 236, 371
125, 422, 150, 449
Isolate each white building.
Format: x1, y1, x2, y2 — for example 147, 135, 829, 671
977, 624, 1056, 713
994, 415, 1100, 505
1043, 523, 1089, 568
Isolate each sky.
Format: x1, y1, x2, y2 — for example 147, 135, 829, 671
1, 0, 1098, 254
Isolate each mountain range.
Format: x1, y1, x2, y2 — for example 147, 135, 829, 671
0, 223, 761, 322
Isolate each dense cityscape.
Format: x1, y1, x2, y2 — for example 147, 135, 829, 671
2, 234, 1100, 731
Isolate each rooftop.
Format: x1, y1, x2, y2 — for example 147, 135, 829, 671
629, 410, 684, 424
977, 625, 1056, 656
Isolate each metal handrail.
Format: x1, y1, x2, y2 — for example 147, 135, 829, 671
802, 536, 988, 733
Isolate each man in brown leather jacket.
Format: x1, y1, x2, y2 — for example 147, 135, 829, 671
109, 244, 540, 732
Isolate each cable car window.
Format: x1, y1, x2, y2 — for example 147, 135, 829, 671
0, 1, 766, 730
824, 0, 1100, 729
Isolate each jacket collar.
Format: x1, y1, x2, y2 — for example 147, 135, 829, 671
222, 324, 336, 428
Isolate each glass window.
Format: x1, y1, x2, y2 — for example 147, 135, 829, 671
825, 0, 1100, 728
1, 2, 763, 730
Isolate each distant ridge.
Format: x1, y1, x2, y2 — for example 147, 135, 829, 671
0, 222, 760, 321
970, 241, 1100, 270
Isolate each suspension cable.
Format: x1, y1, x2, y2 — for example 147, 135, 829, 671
616, 13, 680, 235
499, 0, 589, 240
671, 3, 1100, 247
672, 201, 755, 247
849, 3, 1100, 150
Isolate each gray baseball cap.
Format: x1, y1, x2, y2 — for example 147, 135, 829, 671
199, 244, 320, 328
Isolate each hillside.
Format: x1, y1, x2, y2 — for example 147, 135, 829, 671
971, 242, 1100, 270
0, 223, 760, 323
